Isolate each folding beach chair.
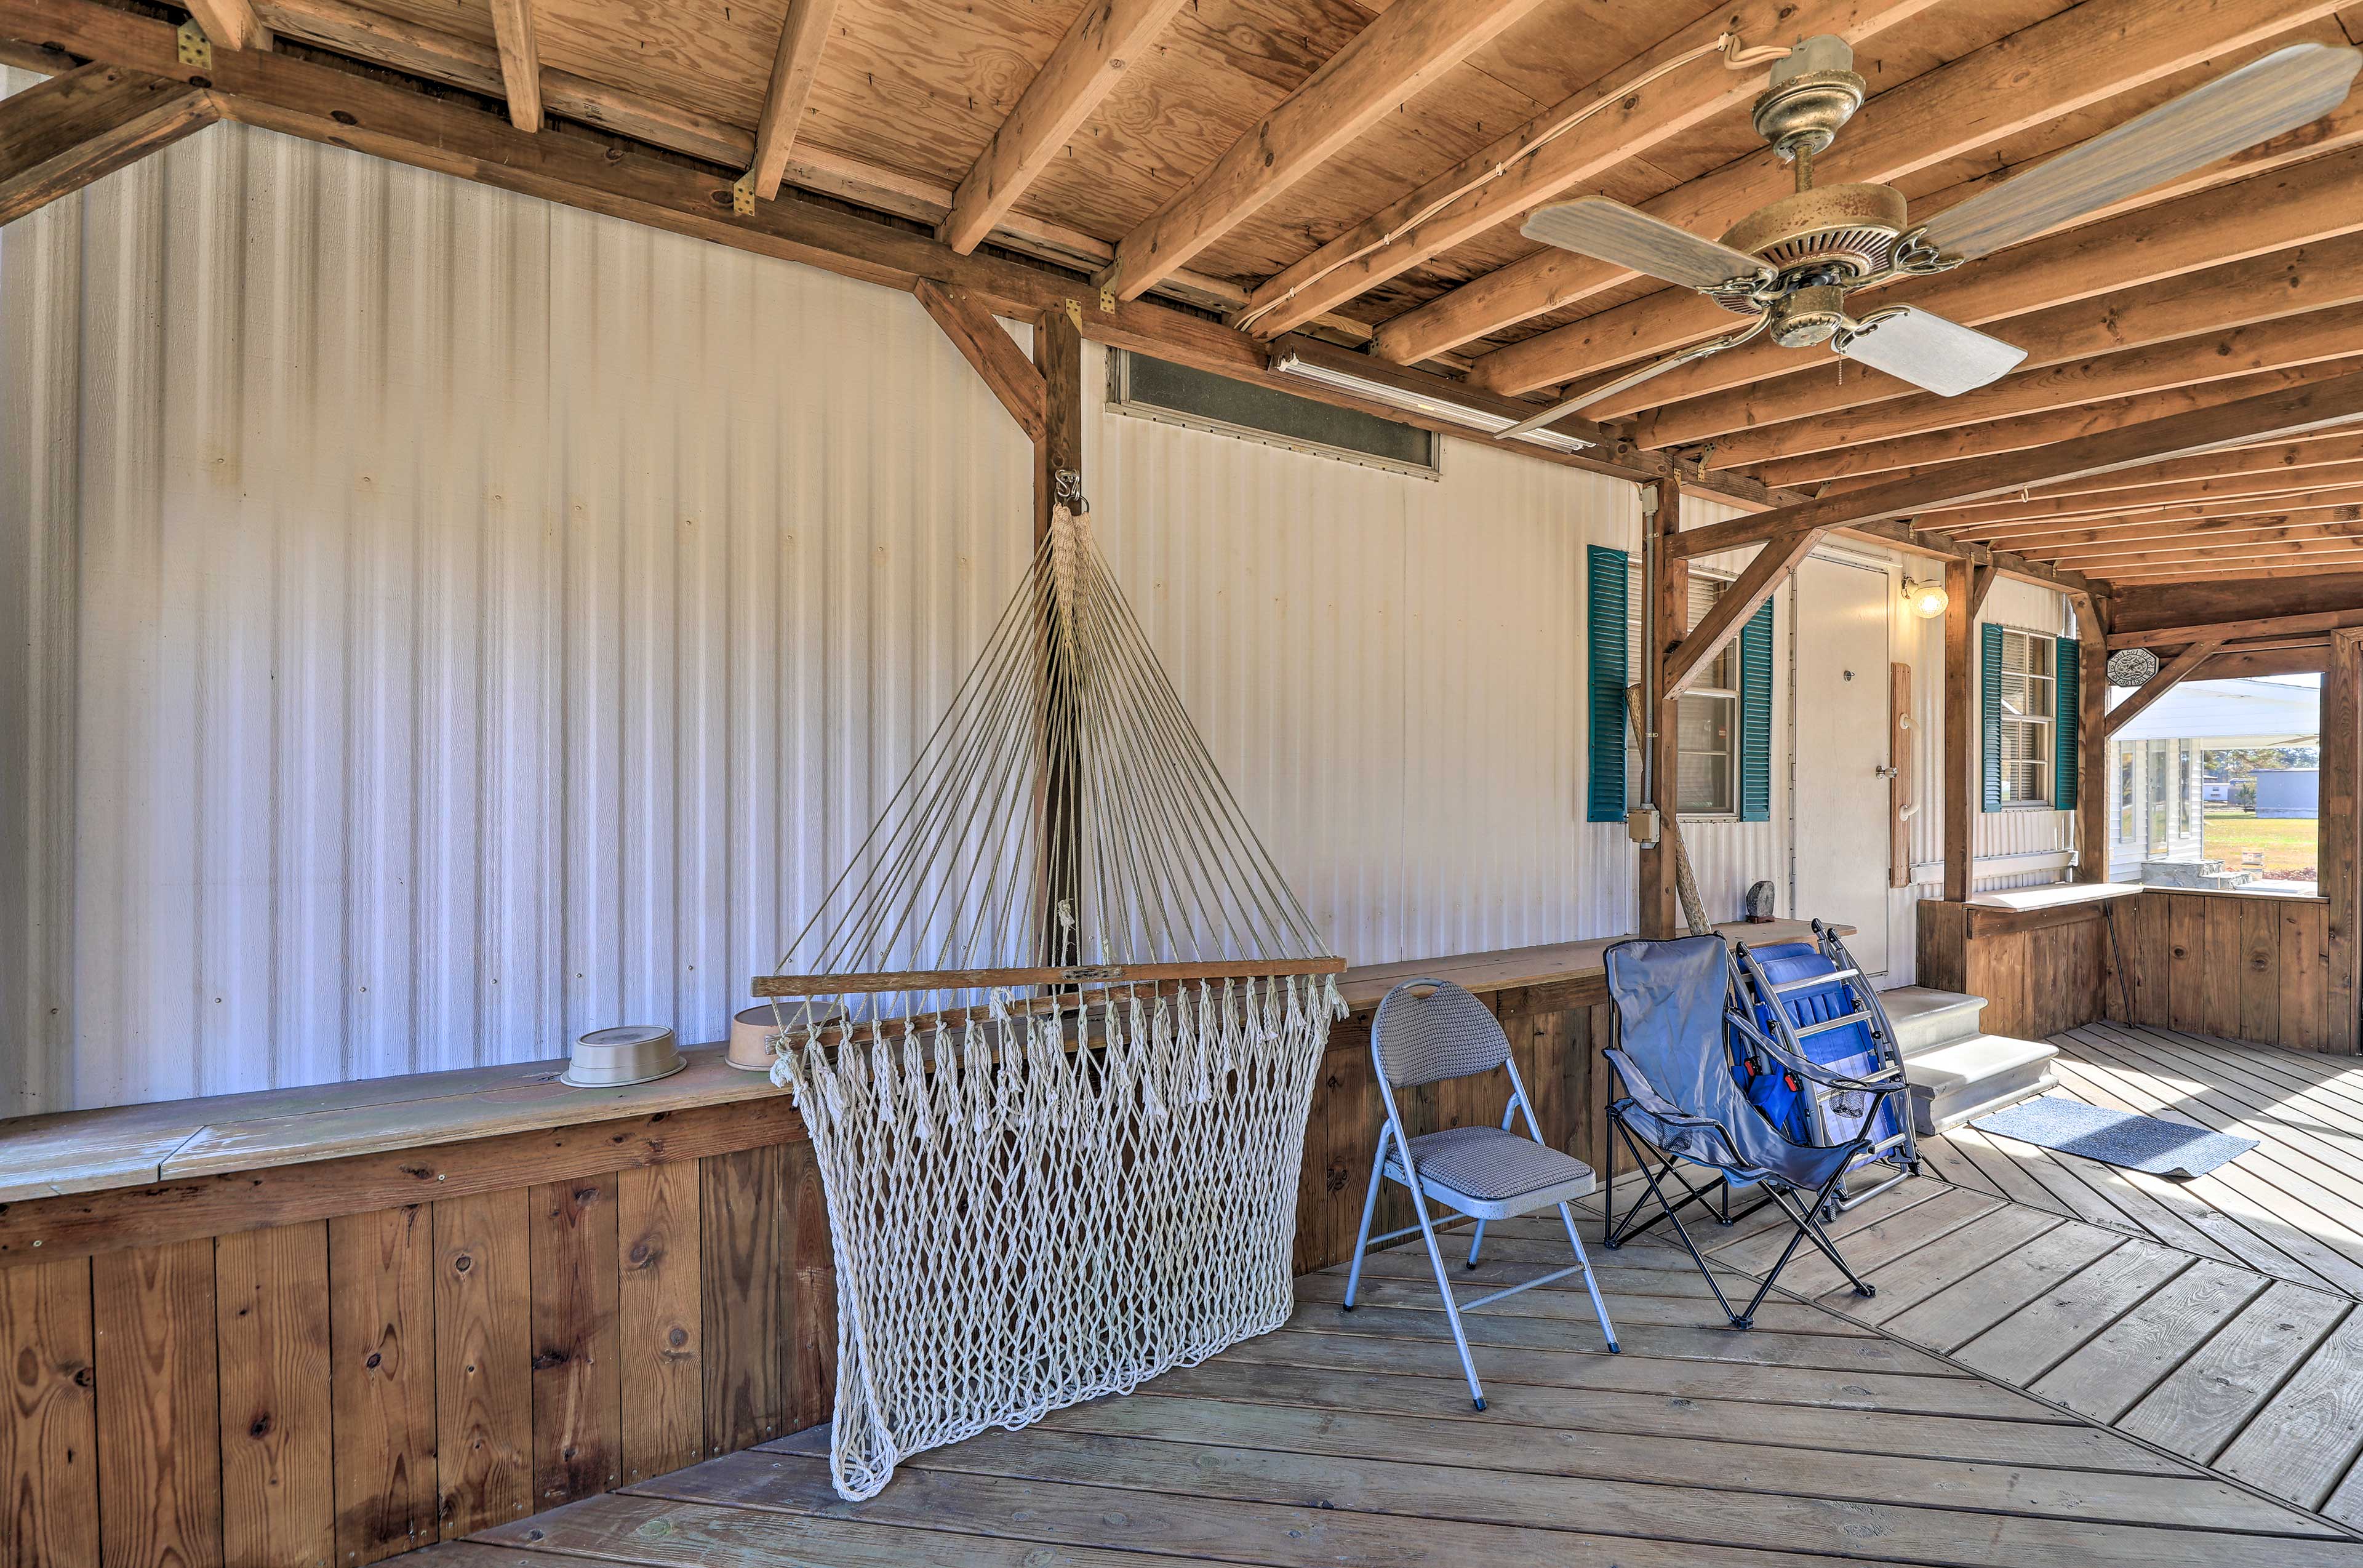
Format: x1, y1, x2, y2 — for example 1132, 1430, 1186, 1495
1729, 920, 1919, 1212
1599, 935, 1909, 1329
1342, 978, 1618, 1410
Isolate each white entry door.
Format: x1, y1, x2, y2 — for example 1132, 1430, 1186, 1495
1794, 556, 1894, 975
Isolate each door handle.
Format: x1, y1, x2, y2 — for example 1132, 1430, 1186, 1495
1874, 765, 1900, 778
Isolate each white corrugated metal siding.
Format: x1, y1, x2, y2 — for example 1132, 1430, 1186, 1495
3, 92, 2076, 1110
1090, 360, 1652, 962
1, 105, 1033, 1112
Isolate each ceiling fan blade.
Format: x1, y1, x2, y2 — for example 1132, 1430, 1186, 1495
1503, 318, 1770, 440
1521, 196, 1772, 294
1917, 43, 2362, 262
1833, 306, 2028, 397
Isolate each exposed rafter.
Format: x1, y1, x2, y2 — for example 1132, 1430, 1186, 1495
1094, 0, 1552, 303
940, 0, 1188, 256
185, 0, 268, 50
1924, 444, 2363, 530
1975, 486, 2363, 546
1671, 369, 2363, 561
1697, 302, 2363, 472
486, 0, 538, 132
1234, 0, 1940, 342
1750, 357, 2363, 492
749, 0, 841, 200
1374, 0, 2349, 369
0, 63, 215, 226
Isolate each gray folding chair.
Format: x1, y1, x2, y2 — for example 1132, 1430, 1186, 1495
1342, 978, 1618, 1409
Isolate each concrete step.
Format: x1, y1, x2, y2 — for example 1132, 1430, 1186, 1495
1905, 1033, 2059, 1137
1877, 986, 1989, 1057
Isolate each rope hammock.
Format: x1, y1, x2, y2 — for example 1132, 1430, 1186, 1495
758, 486, 1345, 1500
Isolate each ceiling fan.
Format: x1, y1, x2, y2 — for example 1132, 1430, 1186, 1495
1503, 36, 2363, 439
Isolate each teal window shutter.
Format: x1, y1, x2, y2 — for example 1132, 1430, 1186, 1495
2054, 636, 2079, 810
1739, 599, 1773, 822
1586, 546, 1629, 823
1980, 622, 2004, 813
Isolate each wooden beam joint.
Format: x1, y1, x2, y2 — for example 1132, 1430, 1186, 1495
914, 279, 1047, 443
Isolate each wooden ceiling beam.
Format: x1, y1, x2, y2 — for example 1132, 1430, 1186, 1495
1374, 0, 2348, 369
1747, 357, 2363, 492
1475, 132, 2363, 406
484, 0, 538, 132
2194, 644, 2332, 678
1094, 0, 1551, 303
1644, 230, 2363, 457
1973, 484, 2363, 546
226, 0, 1359, 333
2032, 517, 2363, 566
0, 1, 1755, 509
2108, 591, 2363, 645
1238, 0, 1938, 343
0, 62, 216, 226
2102, 640, 2225, 739
1816, 426, 2363, 504
1833, 518, 2098, 601
1697, 302, 2363, 471
939, 0, 1187, 257
748, 0, 841, 200
1926, 449, 2363, 531
185, 0, 268, 50
1668, 369, 2363, 562
2104, 559, 2363, 583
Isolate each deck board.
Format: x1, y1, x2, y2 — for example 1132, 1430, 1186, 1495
411, 1024, 2363, 1567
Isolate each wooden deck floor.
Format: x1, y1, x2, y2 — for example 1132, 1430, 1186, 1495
418, 1119, 2363, 1567
1930, 1022, 2363, 1298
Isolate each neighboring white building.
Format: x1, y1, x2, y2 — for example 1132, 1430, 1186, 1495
2104, 678, 2319, 883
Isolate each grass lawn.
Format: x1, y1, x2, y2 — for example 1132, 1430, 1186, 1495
2202, 810, 2319, 879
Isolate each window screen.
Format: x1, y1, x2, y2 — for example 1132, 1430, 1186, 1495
1996, 630, 2053, 806
1626, 568, 1738, 817
1111, 351, 1438, 473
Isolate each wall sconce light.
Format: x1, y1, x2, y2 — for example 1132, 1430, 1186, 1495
1903, 578, 1949, 619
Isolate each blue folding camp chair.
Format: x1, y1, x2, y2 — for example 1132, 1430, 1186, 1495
1599, 934, 1912, 1329
1729, 920, 1919, 1214
1341, 978, 1618, 1410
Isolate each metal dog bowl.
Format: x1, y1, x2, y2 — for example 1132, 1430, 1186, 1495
727, 1003, 846, 1071
562, 1024, 686, 1088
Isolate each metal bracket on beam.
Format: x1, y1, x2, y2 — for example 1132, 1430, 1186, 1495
177, 19, 212, 70
731, 171, 756, 217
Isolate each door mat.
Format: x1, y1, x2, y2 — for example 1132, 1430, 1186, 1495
1970, 1095, 2256, 1179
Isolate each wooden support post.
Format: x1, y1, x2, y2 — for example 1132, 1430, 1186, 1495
1640, 482, 1685, 940
2075, 594, 2111, 884
1965, 562, 1999, 623
1035, 305, 1085, 962
1034, 305, 1083, 545
0, 63, 215, 227
2326, 631, 2361, 1054
1943, 555, 1973, 904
